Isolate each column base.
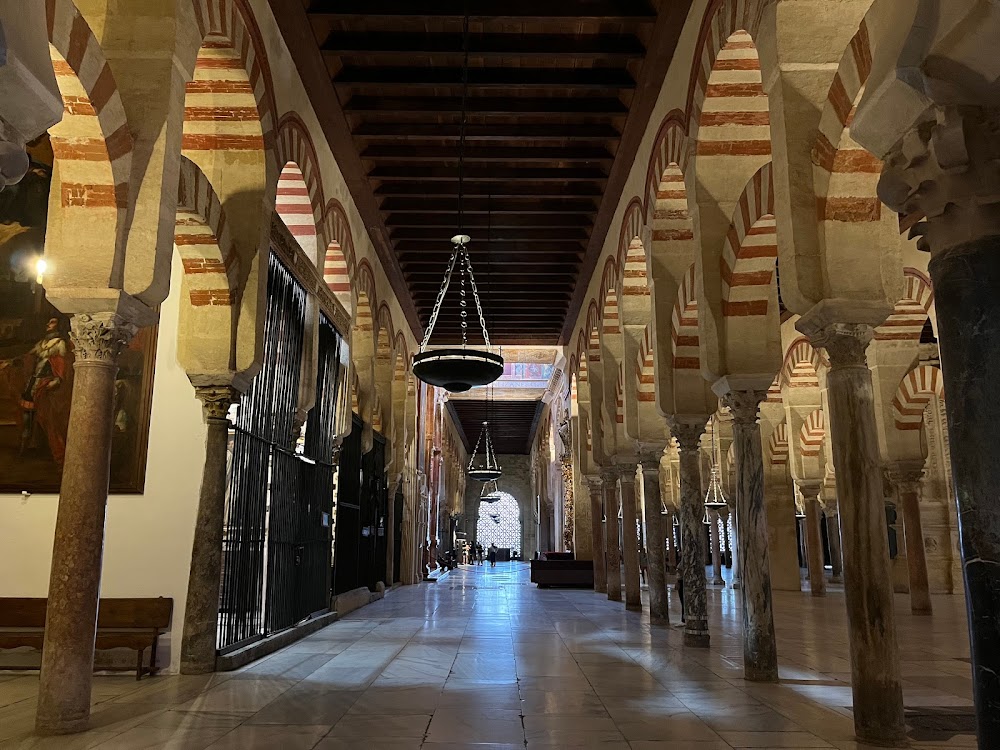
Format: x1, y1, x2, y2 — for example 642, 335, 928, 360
651, 616, 670, 626
712, 577, 725, 586
36, 714, 90, 736
744, 665, 779, 683
608, 591, 622, 602
626, 603, 642, 612
831, 575, 843, 584
811, 589, 826, 597
911, 606, 932, 616
683, 629, 710, 648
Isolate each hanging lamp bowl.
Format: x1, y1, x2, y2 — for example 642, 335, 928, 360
412, 348, 503, 393
468, 467, 503, 482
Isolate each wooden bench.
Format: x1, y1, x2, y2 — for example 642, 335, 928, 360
0, 597, 173, 680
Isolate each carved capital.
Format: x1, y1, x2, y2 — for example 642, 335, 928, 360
720, 389, 766, 427
885, 459, 925, 493
69, 312, 137, 364
804, 323, 873, 369
599, 467, 618, 485
195, 385, 239, 422
666, 416, 707, 454
797, 482, 822, 502
879, 106, 1000, 257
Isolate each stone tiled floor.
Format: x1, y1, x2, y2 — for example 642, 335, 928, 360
0, 563, 976, 748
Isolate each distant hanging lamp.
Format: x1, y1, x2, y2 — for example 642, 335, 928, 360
702, 421, 729, 525
411, 11, 503, 393
468, 420, 503, 482
480, 478, 502, 502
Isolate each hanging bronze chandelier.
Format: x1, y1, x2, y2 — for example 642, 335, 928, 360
468, 420, 503, 482
411, 11, 503, 393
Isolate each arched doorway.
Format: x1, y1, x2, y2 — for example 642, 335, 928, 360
476, 491, 522, 559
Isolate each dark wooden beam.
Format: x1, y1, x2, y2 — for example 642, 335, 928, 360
335, 66, 636, 89
561, 0, 696, 344
386, 214, 593, 228
380, 197, 597, 214
361, 145, 614, 163
391, 227, 589, 242
267, 0, 422, 338
353, 122, 621, 141
308, 0, 656, 21
369, 165, 607, 181
395, 240, 585, 254
343, 95, 628, 116
319, 34, 645, 58
374, 182, 603, 198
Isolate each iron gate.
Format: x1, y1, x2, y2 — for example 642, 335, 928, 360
333, 415, 364, 594
217, 255, 345, 653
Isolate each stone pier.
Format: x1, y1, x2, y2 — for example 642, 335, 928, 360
640, 457, 669, 624
798, 308, 905, 745
668, 416, 709, 648
602, 469, 622, 602
888, 461, 932, 615
800, 483, 826, 597
587, 476, 607, 594
619, 465, 642, 610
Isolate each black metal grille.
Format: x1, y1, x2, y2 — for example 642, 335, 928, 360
217, 255, 345, 653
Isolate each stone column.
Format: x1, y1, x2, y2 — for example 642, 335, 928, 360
666, 511, 678, 572
798, 312, 905, 745
888, 461, 932, 615
619, 465, 642, 611
728, 508, 742, 589
587, 476, 607, 593
709, 513, 725, 585
718, 387, 779, 682
36, 312, 139, 735
824, 507, 844, 584
180, 386, 239, 674
640, 458, 669, 624
601, 469, 622, 602
799, 483, 826, 597
668, 416, 710, 647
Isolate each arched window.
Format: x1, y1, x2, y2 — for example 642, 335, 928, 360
477, 492, 522, 554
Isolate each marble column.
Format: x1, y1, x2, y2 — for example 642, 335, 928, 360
181, 386, 239, 674
668, 416, 710, 647
602, 469, 622, 602
36, 313, 139, 734
587, 476, 607, 593
800, 483, 826, 597
798, 313, 904, 745
728, 508, 742, 589
869, 98, 1000, 747
824, 507, 844, 584
889, 461, 932, 615
619, 466, 642, 610
640, 458, 669, 624
709, 513, 725, 585
717, 387, 779, 682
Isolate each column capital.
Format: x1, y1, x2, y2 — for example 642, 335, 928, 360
879, 106, 1000, 258
599, 467, 618, 484
585, 474, 603, 493
194, 385, 239, 422
719, 389, 767, 426
69, 312, 138, 365
666, 415, 707, 453
885, 459, 925, 491
797, 481, 822, 502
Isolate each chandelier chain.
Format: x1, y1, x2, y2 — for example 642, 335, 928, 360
464, 250, 491, 347
420, 244, 460, 350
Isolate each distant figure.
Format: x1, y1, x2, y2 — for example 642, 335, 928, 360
476, 542, 484, 565
638, 545, 648, 585
488, 543, 498, 568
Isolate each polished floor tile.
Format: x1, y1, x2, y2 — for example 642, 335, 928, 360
0, 562, 979, 748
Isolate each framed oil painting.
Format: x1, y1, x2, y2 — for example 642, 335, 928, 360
0, 134, 157, 494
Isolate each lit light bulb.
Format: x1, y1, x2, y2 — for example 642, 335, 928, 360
35, 257, 47, 285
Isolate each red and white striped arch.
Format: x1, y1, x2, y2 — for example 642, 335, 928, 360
175, 157, 239, 308
812, 20, 882, 224
275, 114, 324, 259
721, 162, 776, 318
799, 408, 825, 458
644, 111, 691, 225
875, 268, 934, 342
185, 0, 276, 159
354, 260, 378, 335
780, 337, 823, 389
618, 199, 649, 300
688, 0, 771, 161
636, 324, 656, 403
766, 374, 782, 403
321, 199, 355, 313
671, 264, 700, 370
46, 0, 132, 218
768, 420, 788, 466
600, 258, 620, 338
892, 365, 944, 431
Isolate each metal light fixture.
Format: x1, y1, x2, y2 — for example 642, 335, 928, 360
480, 478, 502, 502
703, 421, 728, 524
411, 11, 502, 393
468, 420, 502, 482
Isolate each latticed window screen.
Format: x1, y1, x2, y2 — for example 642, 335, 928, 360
476, 492, 521, 553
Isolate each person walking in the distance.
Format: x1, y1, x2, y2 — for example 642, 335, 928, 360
488, 543, 497, 568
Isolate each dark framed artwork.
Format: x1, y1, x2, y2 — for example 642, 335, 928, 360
0, 134, 157, 493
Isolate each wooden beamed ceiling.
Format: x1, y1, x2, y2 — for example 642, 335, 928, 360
279, 0, 693, 343
448, 399, 544, 456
